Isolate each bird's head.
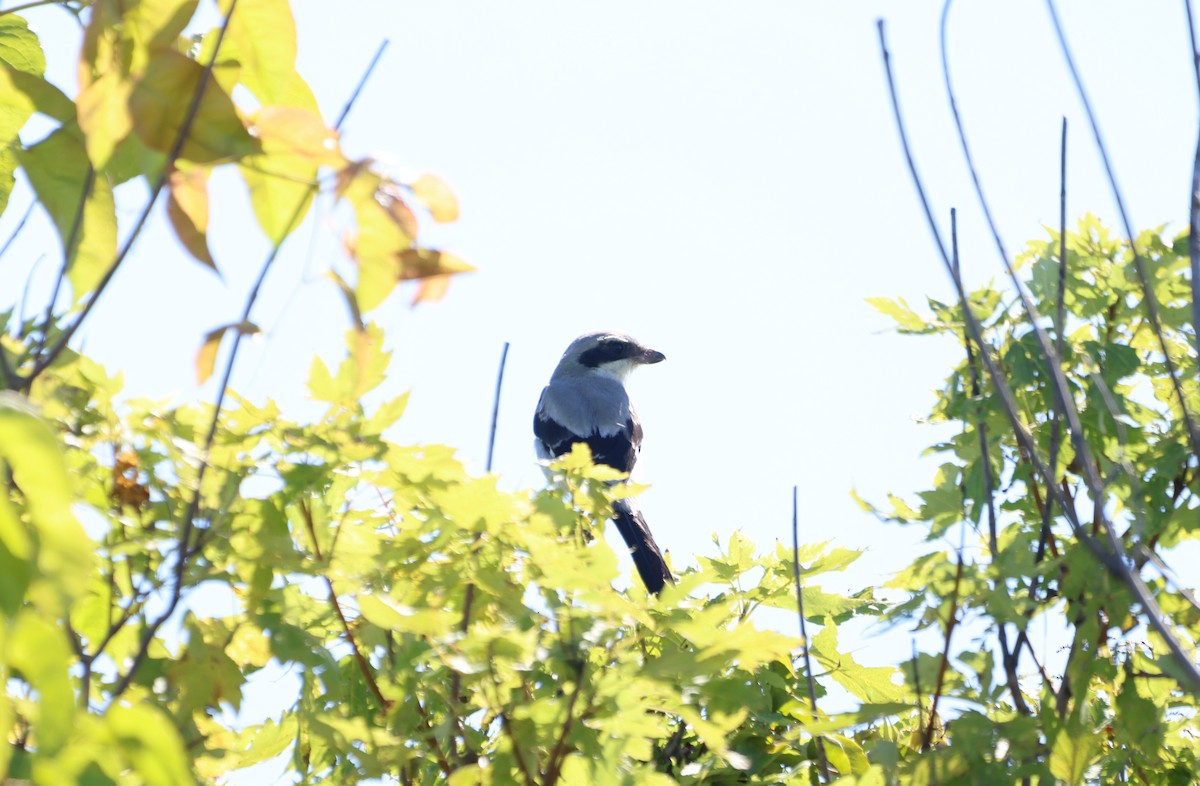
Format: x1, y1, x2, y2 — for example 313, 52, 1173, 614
556, 331, 665, 381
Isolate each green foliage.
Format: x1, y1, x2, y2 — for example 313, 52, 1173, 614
865, 216, 1200, 784
2, 324, 885, 784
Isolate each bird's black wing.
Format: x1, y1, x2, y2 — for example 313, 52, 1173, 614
534, 411, 640, 474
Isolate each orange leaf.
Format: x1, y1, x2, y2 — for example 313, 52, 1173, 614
195, 325, 224, 384
411, 274, 451, 306
251, 107, 344, 166
397, 248, 474, 281
379, 186, 418, 240
166, 165, 215, 271
195, 321, 260, 384
408, 172, 458, 222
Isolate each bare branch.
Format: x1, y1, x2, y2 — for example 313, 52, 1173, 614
878, 18, 1200, 693
1186, 0, 1200, 361
33, 165, 94, 359
924, 558, 964, 750
1045, 0, 1200, 459
792, 486, 831, 782
949, 213, 1030, 716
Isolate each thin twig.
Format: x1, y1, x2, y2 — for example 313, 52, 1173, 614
949, 208, 1031, 715
1045, 0, 1200, 459
0, 0, 68, 15
486, 342, 510, 472
30, 3, 239, 381
792, 486, 830, 782
1187, 0, 1200, 362
34, 165, 94, 359
1180, 0, 1200, 362
878, 18, 1200, 692
105, 28, 390, 707
910, 640, 925, 727
501, 711, 539, 786
0, 201, 34, 263
542, 660, 585, 785
924, 558, 963, 751
450, 341, 509, 759
1032, 119, 1070, 593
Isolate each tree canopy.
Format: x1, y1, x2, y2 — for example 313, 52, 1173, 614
1, 1, 1199, 785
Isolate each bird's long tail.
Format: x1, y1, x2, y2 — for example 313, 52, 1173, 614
612, 499, 673, 595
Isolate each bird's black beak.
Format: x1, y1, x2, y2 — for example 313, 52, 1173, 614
640, 348, 666, 364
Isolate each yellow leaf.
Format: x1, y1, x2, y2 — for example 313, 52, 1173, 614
166, 165, 215, 270
378, 185, 418, 239
195, 326, 224, 385
237, 107, 340, 244
196, 321, 259, 384
77, 65, 132, 168
216, 0, 318, 111
339, 168, 408, 312
409, 172, 458, 222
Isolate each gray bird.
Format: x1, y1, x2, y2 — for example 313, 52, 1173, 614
533, 331, 673, 594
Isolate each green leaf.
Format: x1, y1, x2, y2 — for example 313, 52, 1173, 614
811, 625, 906, 703
0, 15, 45, 75
867, 296, 929, 332
129, 47, 258, 164
107, 703, 194, 786
217, 0, 318, 111
339, 167, 409, 312
0, 477, 32, 617
0, 147, 14, 217
237, 108, 341, 244
1048, 725, 1100, 785
0, 393, 93, 609
77, 67, 133, 168
6, 609, 75, 754
16, 125, 118, 301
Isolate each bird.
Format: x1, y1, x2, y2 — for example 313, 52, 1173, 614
533, 330, 673, 594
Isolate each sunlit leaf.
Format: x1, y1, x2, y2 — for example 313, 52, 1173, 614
379, 185, 418, 238
7, 610, 75, 753
77, 68, 133, 168
167, 165, 215, 270
216, 0, 318, 111
237, 107, 341, 244
17, 125, 117, 302
0, 14, 45, 75
107, 703, 193, 786
811, 625, 906, 704
196, 321, 259, 384
1048, 726, 1100, 785
129, 47, 258, 164
408, 172, 459, 222
398, 248, 475, 281
411, 274, 451, 305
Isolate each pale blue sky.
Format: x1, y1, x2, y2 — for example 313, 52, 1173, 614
3, 2, 1199, 773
